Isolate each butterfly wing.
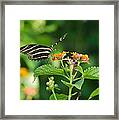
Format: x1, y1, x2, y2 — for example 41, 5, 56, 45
20, 34, 67, 61
20, 44, 52, 60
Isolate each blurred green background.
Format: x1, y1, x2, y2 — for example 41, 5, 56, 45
20, 20, 99, 100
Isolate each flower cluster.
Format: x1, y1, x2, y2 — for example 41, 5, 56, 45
80, 54, 89, 63
71, 52, 89, 63
52, 51, 89, 63
71, 52, 82, 60
52, 51, 67, 61
46, 77, 58, 91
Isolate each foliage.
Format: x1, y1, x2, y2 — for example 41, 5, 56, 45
33, 52, 99, 100
49, 94, 68, 100
34, 64, 65, 77
20, 20, 99, 100
83, 67, 99, 80
88, 88, 99, 100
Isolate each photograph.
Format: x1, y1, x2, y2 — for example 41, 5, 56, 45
20, 20, 99, 100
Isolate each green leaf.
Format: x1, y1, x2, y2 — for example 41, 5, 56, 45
61, 80, 71, 87
76, 66, 83, 74
74, 79, 84, 90
88, 88, 99, 100
83, 66, 99, 80
34, 64, 65, 77
49, 94, 68, 100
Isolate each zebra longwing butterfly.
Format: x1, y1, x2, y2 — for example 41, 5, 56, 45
20, 33, 67, 61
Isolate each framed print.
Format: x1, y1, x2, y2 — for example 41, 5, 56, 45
0, 0, 118, 119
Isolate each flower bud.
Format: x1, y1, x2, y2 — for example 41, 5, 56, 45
46, 82, 49, 86
46, 87, 50, 90
54, 84, 58, 88
50, 76, 54, 80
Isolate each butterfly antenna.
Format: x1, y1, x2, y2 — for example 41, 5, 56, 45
51, 33, 67, 48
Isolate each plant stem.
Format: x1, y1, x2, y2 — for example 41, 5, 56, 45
73, 61, 80, 79
63, 75, 70, 81
52, 89, 57, 100
60, 60, 65, 68
73, 77, 82, 82
60, 60, 69, 77
68, 64, 73, 100
68, 85, 72, 100
73, 71, 77, 79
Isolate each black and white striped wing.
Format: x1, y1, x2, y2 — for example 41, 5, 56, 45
20, 44, 52, 60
